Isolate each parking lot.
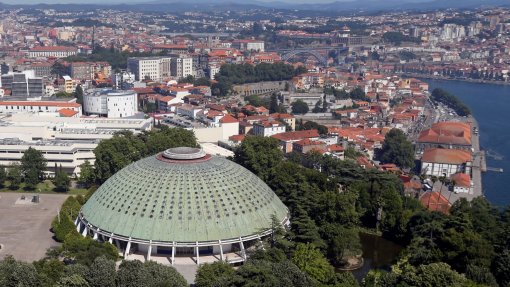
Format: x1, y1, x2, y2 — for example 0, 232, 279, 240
0, 193, 68, 262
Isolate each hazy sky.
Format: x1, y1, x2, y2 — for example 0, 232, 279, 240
1, 0, 381, 3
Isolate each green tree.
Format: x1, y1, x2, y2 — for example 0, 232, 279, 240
144, 126, 198, 155
142, 261, 187, 287
78, 160, 95, 187
292, 243, 334, 284
56, 274, 90, 287
379, 129, 415, 169
21, 147, 47, 186
235, 259, 312, 287
234, 136, 283, 182
0, 256, 40, 287
7, 162, 22, 189
327, 227, 362, 266
492, 249, 510, 287
195, 261, 235, 287
291, 100, 309, 114
269, 93, 280, 114
34, 258, 65, 287
93, 131, 146, 183
0, 167, 6, 187
54, 165, 71, 192
74, 85, 84, 105
51, 61, 68, 77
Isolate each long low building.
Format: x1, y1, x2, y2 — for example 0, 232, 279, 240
421, 148, 472, 177
0, 139, 96, 176
0, 100, 82, 117
0, 113, 153, 176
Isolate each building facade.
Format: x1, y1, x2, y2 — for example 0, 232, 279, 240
83, 89, 138, 118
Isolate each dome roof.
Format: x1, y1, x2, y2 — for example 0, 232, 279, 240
81, 147, 288, 243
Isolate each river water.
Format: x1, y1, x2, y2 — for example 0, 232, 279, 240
423, 79, 510, 208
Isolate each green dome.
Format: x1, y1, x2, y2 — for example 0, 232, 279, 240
81, 147, 288, 243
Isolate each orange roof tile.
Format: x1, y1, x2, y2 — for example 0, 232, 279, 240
422, 148, 472, 164
58, 108, 79, 117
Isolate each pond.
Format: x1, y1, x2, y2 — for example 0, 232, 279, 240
339, 232, 403, 281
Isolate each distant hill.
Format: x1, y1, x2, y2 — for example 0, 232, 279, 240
0, 0, 507, 13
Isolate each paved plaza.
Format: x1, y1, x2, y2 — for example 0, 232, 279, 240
0, 193, 68, 262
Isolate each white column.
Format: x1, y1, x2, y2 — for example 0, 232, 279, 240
147, 240, 152, 261
171, 242, 176, 265
218, 240, 224, 261
239, 237, 246, 260
76, 221, 81, 233
93, 229, 99, 240
74, 216, 79, 225
108, 233, 114, 244
195, 242, 200, 265
124, 238, 132, 258
81, 225, 88, 237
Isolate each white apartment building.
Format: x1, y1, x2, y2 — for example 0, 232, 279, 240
253, 121, 286, 137
127, 57, 172, 82
171, 56, 193, 79
83, 89, 137, 118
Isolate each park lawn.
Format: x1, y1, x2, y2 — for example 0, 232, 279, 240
0, 180, 89, 195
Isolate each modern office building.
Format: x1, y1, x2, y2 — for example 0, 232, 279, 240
76, 147, 289, 264
83, 89, 138, 118
1, 71, 44, 99
127, 57, 172, 81
170, 55, 193, 79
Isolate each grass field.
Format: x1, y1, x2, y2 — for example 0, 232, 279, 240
0, 180, 89, 195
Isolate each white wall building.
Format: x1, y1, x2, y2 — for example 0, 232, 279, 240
421, 148, 472, 177
127, 57, 172, 82
28, 46, 78, 58
171, 56, 193, 79
253, 121, 286, 137
0, 100, 82, 116
83, 89, 137, 118
0, 113, 153, 176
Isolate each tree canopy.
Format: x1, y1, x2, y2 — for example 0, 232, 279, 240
379, 128, 415, 169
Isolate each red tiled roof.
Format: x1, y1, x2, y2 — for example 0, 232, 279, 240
422, 148, 472, 164
418, 121, 471, 146
450, 173, 471, 188
420, 191, 451, 214
271, 130, 319, 141
58, 108, 79, 117
220, 114, 239, 124
229, 134, 246, 142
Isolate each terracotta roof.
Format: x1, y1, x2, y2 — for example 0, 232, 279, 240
450, 173, 471, 188
58, 108, 79, 117
30, 46, 77, 52
271, 130, 319, 141
418, 121, 471, 146
420, 191, 451, 214
422, 148, 472, 164
220, 114, 239, 124
229, 134, 246, 142
0, 101, 81, 108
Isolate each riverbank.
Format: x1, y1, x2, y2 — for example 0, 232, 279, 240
423, 79, 510, 207
403, 73, 510, 86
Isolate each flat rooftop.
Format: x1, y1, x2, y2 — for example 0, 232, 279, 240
0, 193, 68, 262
